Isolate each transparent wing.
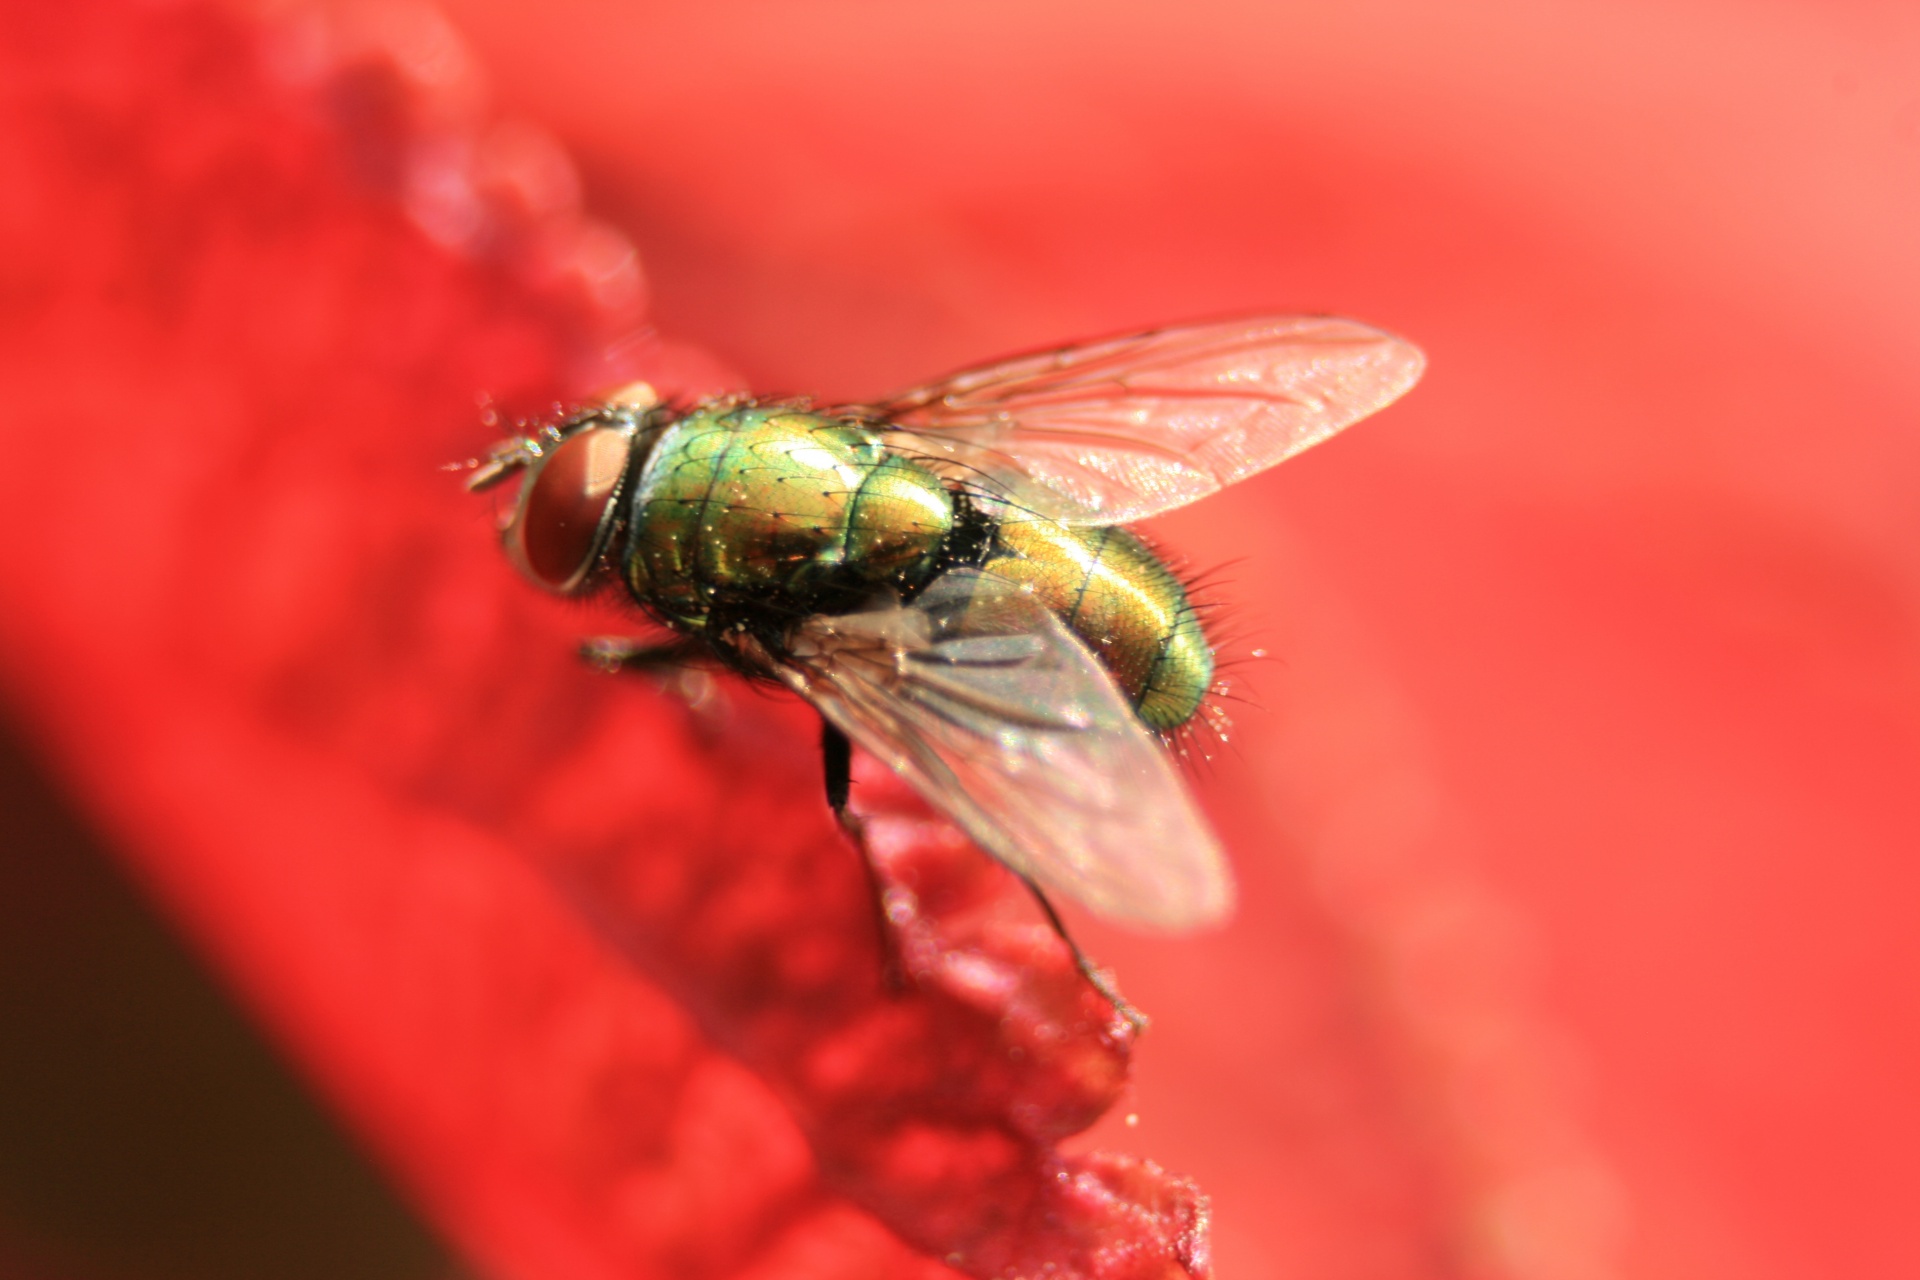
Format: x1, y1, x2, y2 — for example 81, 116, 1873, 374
877, 315, 1424, 525
778, 571, 1233, 931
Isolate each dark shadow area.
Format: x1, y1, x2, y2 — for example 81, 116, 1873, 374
0, 711, 454, 1280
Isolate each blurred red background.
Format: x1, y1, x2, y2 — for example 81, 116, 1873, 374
1, 1, 1915, 1279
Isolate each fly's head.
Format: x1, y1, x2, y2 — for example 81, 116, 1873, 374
466, 382, 660, 596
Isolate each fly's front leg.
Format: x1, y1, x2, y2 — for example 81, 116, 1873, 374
580, 635, 707, 673
1018, 874, 1150, 1036
820, 720, 909, 994
581, 636, 727, 727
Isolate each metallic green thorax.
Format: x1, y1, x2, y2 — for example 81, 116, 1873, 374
622, 403, 1214, 731
626, 405, 954, 625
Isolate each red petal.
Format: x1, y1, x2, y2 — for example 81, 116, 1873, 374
462, 6, 1920, 1276
0, 3, 1206, 1277
13, 1, 1920, 1277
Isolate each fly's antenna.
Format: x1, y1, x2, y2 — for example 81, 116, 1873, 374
456, 436, 545, 492
600, 380, 661, 412
455, 381, 668, 493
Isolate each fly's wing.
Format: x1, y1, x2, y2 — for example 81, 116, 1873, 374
779, 571, 1233, 931
877, 315, 1424, 525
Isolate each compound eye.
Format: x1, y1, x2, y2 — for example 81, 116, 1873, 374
506, 421, 635, 593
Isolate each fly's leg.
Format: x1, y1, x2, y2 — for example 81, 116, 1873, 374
1017, 874, 1151, 1036
820, 720, 908, 993
820, 720, 1140, 1026
580, 635, 728, 719
580, 635, 708, 673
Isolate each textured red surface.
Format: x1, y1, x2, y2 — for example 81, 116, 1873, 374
0, 3, 1206, 1278
437, 7, 1920, 1278
6, 1, 1920, 1279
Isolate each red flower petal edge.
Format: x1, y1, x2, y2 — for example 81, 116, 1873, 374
0, 2, 1210, 1276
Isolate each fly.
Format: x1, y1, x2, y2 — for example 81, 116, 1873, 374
468, 316, 1425, 1025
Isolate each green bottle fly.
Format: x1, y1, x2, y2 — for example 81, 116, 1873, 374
475, 315, 1424, 936
618, 402, 1214, 732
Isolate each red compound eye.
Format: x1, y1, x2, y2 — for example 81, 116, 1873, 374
507, 421, 635, 593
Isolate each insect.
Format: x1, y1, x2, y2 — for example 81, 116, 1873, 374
469, 316, 1423, 1018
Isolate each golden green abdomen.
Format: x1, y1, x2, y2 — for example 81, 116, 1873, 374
980, 519, 1214, 731
626, 406, 954, 627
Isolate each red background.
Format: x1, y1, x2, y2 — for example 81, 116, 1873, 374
2, 2, 1916, 1278
443, 3, 1920, 1275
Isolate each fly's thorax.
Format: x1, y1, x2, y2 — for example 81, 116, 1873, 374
979, 517, 1214, 731
623, 404, 954, 628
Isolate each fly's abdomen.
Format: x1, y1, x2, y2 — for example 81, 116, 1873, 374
626, 406, 954, 627
980, 520, 1214, 731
